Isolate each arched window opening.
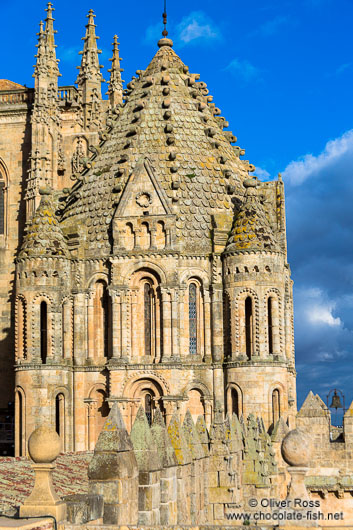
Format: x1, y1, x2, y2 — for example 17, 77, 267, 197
40, 301, 48, 364
144, 283, 153, 356
268, 297, 274, 354
55, 394, 65, 447
231, 388, 239, 418
272, 389, 280, 426
94, 281, 111, 358
125, 222, 135, 250
245, 297, 253, 359
189, 283, 197, 354
187, 389, 205, 422
140, 222, 151, 249
144, 392, 154, 426
155, 221, 166, 249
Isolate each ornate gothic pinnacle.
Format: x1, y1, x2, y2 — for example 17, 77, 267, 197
76, 9, 104, 87
33, 21, 46, 78
107, 35, 124, 107
33, 3, 61, 80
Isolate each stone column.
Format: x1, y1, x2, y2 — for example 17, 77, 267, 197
204, 289, 212, 362
161, 288, 171, 360
211, 286, 224, 412
171, 289, 179, 359
178, 287, 186, 357
130, 289, 138, 361
87, 290, 94, 360
62, 299, 72, 360
73, 291, 87, 365
121, 290, 130, 360
110, 290, 121, 359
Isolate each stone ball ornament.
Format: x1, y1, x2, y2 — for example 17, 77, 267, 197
281, 428, 311, 467
28, 424, 62, 463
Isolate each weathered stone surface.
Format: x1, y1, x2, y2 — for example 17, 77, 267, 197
281, 428, 311, 467
64, 494, 103, 524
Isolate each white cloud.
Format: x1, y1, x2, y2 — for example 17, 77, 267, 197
299, 287, 341, 327
225, 58, 261, 82
255, 166, 270, 180
283, 129, 353, 185
177, 11, 221, 45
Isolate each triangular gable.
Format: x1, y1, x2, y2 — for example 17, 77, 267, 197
115, 157, 173, 218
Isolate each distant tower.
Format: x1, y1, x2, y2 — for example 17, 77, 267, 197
223, 176, 296, 430
25, 3, 61, 220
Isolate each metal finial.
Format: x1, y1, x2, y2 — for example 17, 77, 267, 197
162, 0, 168, 37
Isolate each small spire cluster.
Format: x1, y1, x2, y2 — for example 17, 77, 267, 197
33, 2, 60, 80
107, 35, 124, 108
76, 9, 104, 87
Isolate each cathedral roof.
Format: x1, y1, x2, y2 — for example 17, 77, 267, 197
225, 177, 279, 253
61, 40, 253, 255
19, 190, 69, 259
0, 79, 26, 90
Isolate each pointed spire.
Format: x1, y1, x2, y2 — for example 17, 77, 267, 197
33, 3, 60, 82
107, 35, 124, 108
76, 9, 104, 90
44, 3, 60, 79
33, 21, 46, 78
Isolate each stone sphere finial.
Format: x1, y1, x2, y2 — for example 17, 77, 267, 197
158, 37, 174, 48
243, 176, 258, 189
28, 425, 62, 463
281, 428, 311, 467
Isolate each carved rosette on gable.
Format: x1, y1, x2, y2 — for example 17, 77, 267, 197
112, 157, 176, 253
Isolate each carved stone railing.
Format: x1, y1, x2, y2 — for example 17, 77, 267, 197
0, 85, 78, 106
58, 85, 79, 103
0, 88, 34, 105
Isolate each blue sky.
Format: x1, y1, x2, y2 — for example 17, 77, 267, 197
2, 0, 353, 416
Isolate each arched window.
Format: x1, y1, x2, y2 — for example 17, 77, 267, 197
155, 221, 166, 249
140, 222, 151, 249
144, 283, 153, 356
40, 301, 48, 363
245, 297, 253, 359
186, 389, 205, 422
272, 389, 280, 426
231, 388, 239, 417
189, 283, 197, 354
268, 297, 273, 354
145, 392, 154, 426
93, 281, 111, 358
130, 270, 162, 361
125, 222, 135, 250
55, 393, 65, 448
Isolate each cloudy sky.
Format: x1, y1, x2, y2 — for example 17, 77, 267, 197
1, 0, 353, 414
